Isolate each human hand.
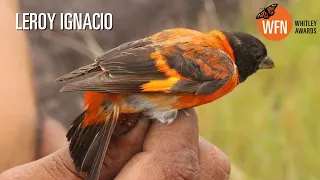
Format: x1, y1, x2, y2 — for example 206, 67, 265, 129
0, 108, 230, 180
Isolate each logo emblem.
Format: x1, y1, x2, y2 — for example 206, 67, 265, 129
256, 3, 293, 41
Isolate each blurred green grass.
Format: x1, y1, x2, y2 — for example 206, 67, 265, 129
197, 1, 320, 180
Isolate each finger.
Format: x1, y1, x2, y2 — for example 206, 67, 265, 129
0, 148, 81, 180
144, 108, 199, 153
99, 114, 151, 180
199, 137, 231, 180
116, 108, 201, 180
113, 113, 140, 135
36, 118, 68, 159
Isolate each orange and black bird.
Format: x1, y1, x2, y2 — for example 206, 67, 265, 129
57, 28, 274, 180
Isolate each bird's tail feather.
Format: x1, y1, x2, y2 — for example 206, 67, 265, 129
66, 103, 120, 180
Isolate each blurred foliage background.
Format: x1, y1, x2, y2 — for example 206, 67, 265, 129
198, 1, 320, 180
19, 0, 319, 179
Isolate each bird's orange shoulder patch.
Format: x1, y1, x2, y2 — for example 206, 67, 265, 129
208, 30, 235, 61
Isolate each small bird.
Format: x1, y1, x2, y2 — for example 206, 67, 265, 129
57, 28, 274, 180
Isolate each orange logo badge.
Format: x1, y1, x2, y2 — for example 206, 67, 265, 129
256, 3, 293, 41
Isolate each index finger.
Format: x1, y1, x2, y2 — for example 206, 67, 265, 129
143, 108, 199, 154
115, 108, 201, 180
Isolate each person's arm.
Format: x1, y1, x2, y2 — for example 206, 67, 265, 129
0, 0, 37, 171
0, 109, 231, 180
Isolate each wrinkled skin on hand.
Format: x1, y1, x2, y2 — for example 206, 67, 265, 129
0, 109, 230, 180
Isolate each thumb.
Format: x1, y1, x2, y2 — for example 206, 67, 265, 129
0, 148, 81, 180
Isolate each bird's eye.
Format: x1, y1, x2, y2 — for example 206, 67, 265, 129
255, 54, 263, 60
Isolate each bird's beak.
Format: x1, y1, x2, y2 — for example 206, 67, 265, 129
259, 56, 275, 69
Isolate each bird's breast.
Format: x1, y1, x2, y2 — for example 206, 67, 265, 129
173, 73, 239, 109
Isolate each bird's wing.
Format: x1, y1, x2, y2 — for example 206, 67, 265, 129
55, 28, 204, 82
55, 38, 153, 82
60, 29, 237, 95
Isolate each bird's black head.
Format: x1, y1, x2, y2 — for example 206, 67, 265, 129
222, 31, 274, 83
